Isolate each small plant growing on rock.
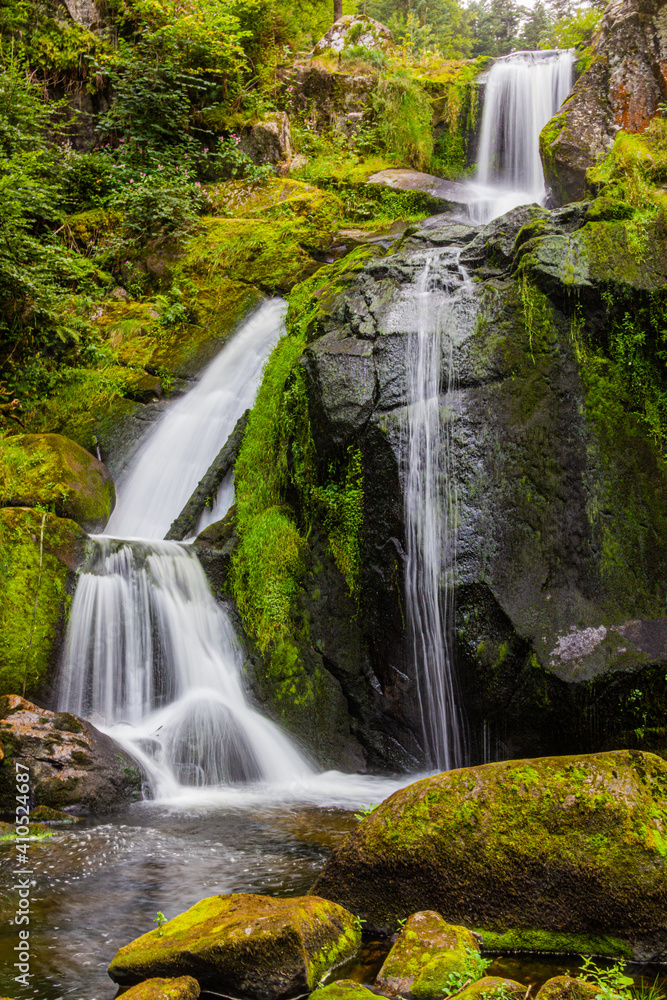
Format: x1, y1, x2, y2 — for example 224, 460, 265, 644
153, 911, 167, 936
354, 802, 378, 820
579, 957, 634, 1000
445, 946, 492, 994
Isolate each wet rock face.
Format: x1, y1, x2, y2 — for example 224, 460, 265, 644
294, 204, 667, 762
311, 750, 667, 962
0, 695, 142, 815
239, 113, 292, 165
540, 0, 667, 203
108, 892, 361, 997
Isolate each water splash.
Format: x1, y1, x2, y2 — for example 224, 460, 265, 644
467, 49, 574, 224
403, 249, 476, 771
57, 302, 317, 798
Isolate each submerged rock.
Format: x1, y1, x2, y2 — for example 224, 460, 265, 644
108, 892, 362, 997
0, 695, 142, 815
119, 977, 200, 1000
540, 0, 667, 203
0, 508, 87, 699
536, 978, 599, 1000
0, 433, 115, 531
375, 911, 479, 998
311, 751, 667, 961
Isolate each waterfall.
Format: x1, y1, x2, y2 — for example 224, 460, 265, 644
57, 300, 313, 798
403, 249, 476, 771
468, 49, 574, 224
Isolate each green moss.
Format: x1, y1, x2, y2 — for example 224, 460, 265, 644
475, 929, 633, 959
108, 893, 361, 990
0, 820, 53, 841
0, 508, 86, 699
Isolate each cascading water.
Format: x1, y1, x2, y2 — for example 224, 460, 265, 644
403, 248, 476, 771
467, 49, 574, 224
57, 300, 314, 799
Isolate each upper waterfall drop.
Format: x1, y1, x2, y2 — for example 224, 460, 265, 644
468, 48, 574, 224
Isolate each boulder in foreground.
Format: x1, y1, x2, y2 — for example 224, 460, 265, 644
536, 978, 599, 1000
119, 977, 200, 1000
108, 892, 361, 997
311, 751, 667, 961
375, 911, 479, 998
0, 695, 142, 814
316, 984, 376, 1000
455, 979, 526, 1000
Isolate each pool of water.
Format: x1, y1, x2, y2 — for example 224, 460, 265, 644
1, 801, 665, 1000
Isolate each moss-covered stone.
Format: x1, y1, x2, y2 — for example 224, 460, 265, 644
455, 978, 525, 1000
0, 433, 114, 531
375, 911, 480, 998
0, 508, 87, 699
315, 982, 376, 1000
108, 893, 362, 997
29, 804, 84, 824
311, 751, 667, 961
0, 820, 53, 841
476, 929, 632, 960
536, 978, 599, 1000
118, 977, 200, 1000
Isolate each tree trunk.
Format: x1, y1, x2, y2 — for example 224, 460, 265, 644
334, 0, 343, 22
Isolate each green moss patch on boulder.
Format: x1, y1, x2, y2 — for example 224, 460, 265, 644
476, 929, 632, 960
0, 507, 87, 699
455, 978, 526, 1000
0, 433, 114, 531
311, 751, 667, 961
119, 977, 200, 1000
108, 892, 362, 997
0, 695, 142, 815
375, 911, 479, 998
536, 978, 599, 1000
315, 982, 376, 1000
29, 804, 84, 825
0, 819, 53, 841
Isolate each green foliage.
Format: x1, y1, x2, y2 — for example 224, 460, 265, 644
354, 801, 379, 819
367, 72, 433, 169
312, 446, 364, 596
152, 910, 167, 936
443, 947, 492, 994
579, 957, 635, 1000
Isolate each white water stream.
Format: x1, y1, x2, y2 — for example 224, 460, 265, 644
57, 300, 406, 807
467, 49, 574, 223
403, 249, 476, 771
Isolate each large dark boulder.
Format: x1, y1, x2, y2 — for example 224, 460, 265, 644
0, 695, 142, 815
540, 0, 667, 204
311, 750, 667, 961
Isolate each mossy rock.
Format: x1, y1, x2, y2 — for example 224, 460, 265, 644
29, 805, 84, 825
0, 820, 53, 841
311, 751, 667, 961
455, 978, 526, 1000
119, 977, 200, 1000
475, 929, 632, 959
108, 892, 362, 997
315, 982, 376, 1000
0, 508, 87, 699
0, 433, 114, 531
375, 911, 479, 998
536, 977, 599, 1000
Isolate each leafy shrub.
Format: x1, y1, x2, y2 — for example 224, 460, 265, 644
367, 72, 433, 169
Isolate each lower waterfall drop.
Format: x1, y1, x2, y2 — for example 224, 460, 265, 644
403, 248, 476, 771
56, 300, 314, 799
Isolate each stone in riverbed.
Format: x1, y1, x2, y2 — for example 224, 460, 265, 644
108, 892, 362, 998
315, 983, 376, 1000
310, 751, 667, 962
119, 977, 200, 1000
375, 911, 479, 998
455, 978, 526, 1000
536, 978, 599, 1000
0, 695, 142, 815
